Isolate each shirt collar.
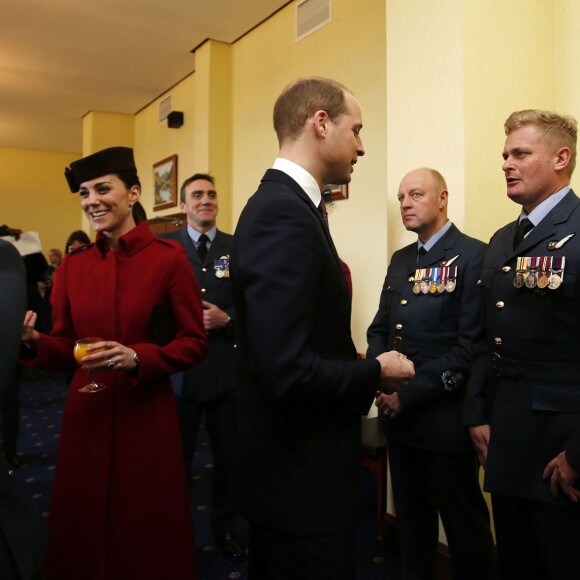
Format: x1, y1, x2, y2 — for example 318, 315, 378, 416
418, 220, 452, 253
187, 225, 216, 244
273, 157, 322, 208
518, 186, 570, 226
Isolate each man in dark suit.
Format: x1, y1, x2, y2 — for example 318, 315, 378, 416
0, 239, 47, 579
367, 168, 496, 580
464, 109, 580, 579
230, 77, 415, 580
161, 173, 246, 561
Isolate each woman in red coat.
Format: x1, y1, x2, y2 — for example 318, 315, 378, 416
21, 147, 208, 579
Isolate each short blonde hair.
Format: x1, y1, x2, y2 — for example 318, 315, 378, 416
504, 109, 578, 175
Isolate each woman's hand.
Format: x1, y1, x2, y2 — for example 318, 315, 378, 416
78, 340, 139, 373
22, 310, 40, 350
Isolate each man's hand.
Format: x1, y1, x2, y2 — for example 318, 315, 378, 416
376, 350, 414, 390
468, 424, 490, 467
375, 392, 402, 419
543, 451, 580, 503
202, 300, 230, 332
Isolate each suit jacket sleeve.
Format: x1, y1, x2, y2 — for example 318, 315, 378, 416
234, 188, 379, 413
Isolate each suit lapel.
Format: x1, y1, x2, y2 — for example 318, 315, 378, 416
417, 223, 461, 268
262, 169, 343, 265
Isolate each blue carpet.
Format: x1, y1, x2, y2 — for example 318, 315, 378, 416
14, 369, 399, 579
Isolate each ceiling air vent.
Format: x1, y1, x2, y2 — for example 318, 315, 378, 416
296, 0, 332, 42
159, 95, 172, 123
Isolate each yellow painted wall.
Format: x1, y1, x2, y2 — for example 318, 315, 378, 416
231, 0, 387, 353
463, 0, 557, 243
386, 0, 465, 259
555, 0, 580, 127
134, 41, 233, 232
0, 146, 81, 255
135, 73, 197, 221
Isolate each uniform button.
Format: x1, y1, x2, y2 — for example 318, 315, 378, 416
395, 323, 403, 330
408, 276, 414, 282
201, 288, 207, 294
477, 279, 482, 285
502, 266, 511, 273
494, 337, 502, 345
496, 301, 505, 309
400, 299, 407, 305
8, 469, 14, 478
387, 285, 392, 291
202, 268, 207, 273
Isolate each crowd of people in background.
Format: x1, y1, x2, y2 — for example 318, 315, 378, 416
1, 76, 579, 580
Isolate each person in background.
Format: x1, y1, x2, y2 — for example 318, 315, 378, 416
230, 77, 414, 580
0, 239, 47, 579
464, 109, 580, 579
20, 146, 208, 580
367, 168, 496, 580
161, 173, 246, 561
64, 229, 90, 254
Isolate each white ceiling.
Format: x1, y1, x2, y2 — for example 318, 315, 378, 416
0, 0, 291, 153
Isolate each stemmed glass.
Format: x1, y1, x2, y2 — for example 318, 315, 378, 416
74, 337, 106, 393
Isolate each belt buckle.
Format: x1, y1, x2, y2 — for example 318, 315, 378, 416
492, 352, 501, 376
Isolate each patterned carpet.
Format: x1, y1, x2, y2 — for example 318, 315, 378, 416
13, 368, 399, 579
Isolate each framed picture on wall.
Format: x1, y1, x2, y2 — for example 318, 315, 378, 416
322, 183, 349, 202
153, 155, 178, 211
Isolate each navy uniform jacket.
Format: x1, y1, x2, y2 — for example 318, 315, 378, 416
161, 228, 236, 402
231, 169, 380, 536
465, 189, 580, 507
0, 239, 47, 579
367, 224, 486, 452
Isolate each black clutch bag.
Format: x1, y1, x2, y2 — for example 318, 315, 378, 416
150, 302, 177, 346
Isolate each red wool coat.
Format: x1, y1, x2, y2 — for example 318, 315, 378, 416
29, 223, 207, 580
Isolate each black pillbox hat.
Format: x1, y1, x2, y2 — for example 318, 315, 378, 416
64, 147, 137, 193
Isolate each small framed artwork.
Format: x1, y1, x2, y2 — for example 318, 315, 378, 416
153, 155, 178, 211
322, 183, 349, 202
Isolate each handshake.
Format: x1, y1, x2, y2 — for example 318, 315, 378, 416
375, 350, 415, 391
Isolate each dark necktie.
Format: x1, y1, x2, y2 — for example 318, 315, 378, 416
417, 246, 427, 262
513, 218, 533, 249
318, 200, 329, 226
197, 233, 209, 262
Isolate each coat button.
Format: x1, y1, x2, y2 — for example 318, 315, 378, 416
400, 299, 407, 305
496, 301, 505, 309
502, 266, 511, 273
494, 337, 502, 345
396, 323, 403, 330
201, 288, 207, 294
202, 268, 207, 273
477, 279, 482, 285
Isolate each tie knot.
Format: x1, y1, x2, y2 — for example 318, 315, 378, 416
418, 246, 427, 257
513, 218, 534, 249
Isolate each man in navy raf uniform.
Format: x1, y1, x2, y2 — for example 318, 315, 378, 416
367, 167, 496, 580
161, 173, 246, 561
465, 109, 580, 579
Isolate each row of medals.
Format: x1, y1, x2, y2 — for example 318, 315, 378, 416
513, 256, 565, 290
214, 257, 230, 278
412, 266, 458, 295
